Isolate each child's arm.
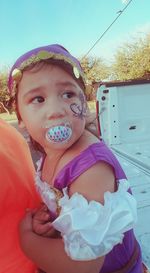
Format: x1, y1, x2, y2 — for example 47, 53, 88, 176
19, 211, 104, 273
32, 204, 59, 238
19, 162, 113, 273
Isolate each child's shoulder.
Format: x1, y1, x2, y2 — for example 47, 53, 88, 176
59, 130, 99, 168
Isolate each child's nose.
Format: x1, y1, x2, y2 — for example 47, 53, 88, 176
45, 98, 66, 120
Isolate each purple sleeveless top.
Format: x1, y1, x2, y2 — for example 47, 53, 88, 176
51, 141, 142, 273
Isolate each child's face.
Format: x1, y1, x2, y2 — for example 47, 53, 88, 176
17, 63, 87, 151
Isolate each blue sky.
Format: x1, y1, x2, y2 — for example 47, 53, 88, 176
0, 0, 150, 70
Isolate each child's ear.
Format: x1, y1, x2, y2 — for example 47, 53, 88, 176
18, 120, 26, 129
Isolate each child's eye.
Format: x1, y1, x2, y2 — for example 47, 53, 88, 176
31, 96, 45, 104
62, 91, 76, 99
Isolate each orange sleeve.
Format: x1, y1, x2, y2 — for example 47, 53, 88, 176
0, 119, 40, 273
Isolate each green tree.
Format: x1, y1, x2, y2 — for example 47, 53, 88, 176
80, 56, 109, 83
80, 56, 110, 100
0, 71, 11, 113
111, 33, 150, 80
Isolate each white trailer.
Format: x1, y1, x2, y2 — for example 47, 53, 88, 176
96, 79, 150, 270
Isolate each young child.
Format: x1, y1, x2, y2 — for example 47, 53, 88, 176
8, 44, 143, 273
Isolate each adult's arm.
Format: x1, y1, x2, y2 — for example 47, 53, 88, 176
0, 119, 40, 272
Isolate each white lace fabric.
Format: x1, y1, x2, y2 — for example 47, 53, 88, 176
52, 180, 137, 260
35, 159, 58, 214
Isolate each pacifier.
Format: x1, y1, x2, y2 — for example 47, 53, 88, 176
45, 123, 72, 143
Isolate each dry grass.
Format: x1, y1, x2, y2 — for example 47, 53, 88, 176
0, 112, 17, 121
88, 101, 96, 112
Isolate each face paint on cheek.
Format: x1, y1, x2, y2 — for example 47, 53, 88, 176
70, 91, 87, 119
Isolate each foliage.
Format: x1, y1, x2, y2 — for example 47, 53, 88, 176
80, 56, 110, 100
80, 56, 110, 83
111, 33, 150, 80
0, 71, 11, 113
0, 72, 9, 100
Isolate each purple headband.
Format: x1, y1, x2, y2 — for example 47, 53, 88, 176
8, 44, 86, 95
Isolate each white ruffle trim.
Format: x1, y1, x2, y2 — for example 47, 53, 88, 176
35, 169, 57, 214
52, 180, 137, 261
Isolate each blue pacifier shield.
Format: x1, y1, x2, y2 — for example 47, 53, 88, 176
46, 125, 72, 143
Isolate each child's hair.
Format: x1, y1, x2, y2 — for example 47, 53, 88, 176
8, 44, 99, 153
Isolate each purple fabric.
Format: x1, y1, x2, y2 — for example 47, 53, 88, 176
8, 44, 85, 93
54, 141, 126, 189
101, 230, 143, 273
53, 141, 142, 272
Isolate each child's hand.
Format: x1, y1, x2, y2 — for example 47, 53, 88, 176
19, 209, 34, 235
32, 205, 58, 237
